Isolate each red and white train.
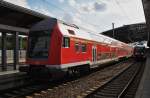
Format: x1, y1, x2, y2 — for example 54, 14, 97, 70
20, 18, 133, 78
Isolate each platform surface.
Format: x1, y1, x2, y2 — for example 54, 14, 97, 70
0, 64, 25, 76
0, 70, 19, 76
135, 51, 150, 98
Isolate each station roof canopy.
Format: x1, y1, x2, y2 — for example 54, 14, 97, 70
0, 0, 50, 33
102, 23, 147, 43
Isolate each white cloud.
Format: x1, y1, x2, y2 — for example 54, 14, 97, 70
110, 0, 143, 31
91, 0, 145, 32
94, 2, 106, 11
4, 0, 30, 8
35, 7, 54, 17
58, 0, 143, 33
59, 0, 145, 32
79, 3, 94, 13
40, 9, 52, 16
73, 13, 82, 23
68, 0, 76, 6
61, 12, 98, 32
62, 13, 74, 23
77, 2, 106, 14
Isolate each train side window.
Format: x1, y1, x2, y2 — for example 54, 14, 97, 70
81, 44, 87, 52
75, 43, 79, 52
63, 37, 70, 48
68, 30, 75, 35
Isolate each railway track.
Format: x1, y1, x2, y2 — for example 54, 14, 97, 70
0, 72, 31, 91
120, 62, 145, 98
85, 61, 145, 98
0, 59, 139, 98
0, 72, 33, 98
21, 59, 134, 98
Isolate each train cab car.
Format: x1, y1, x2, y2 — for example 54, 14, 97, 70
19, 18, 134, 79
133, 45, 146, 60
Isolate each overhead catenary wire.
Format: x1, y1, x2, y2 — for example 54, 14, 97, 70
40, 0, 133, 33
113, 0, 137, 42
97, 0, 132, 27
113, 0, 131, 21
44, 0, 125, 43
41, 0, 102, 33
96, 0, 132, 32
39, 0, 128, 44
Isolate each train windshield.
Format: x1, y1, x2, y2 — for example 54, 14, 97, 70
28, 30, 51, 59
135, 47, 145, 53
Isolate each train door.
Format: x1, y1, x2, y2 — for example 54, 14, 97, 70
92, 46, 97, 63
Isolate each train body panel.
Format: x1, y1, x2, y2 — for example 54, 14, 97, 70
26, 18, 62, 67
20, 18, 134, 78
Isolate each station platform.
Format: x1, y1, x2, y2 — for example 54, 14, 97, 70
0, 70, 19, 75
135, 50, 150, 98
0, 68, 19, 76
0, 64, 23, 76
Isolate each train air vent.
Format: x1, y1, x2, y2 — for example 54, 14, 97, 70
68, 30, 75, 35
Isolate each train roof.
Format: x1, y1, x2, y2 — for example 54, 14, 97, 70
58, 21, 130, 48
30, 18, 57, 31
135, 45, 145, 48
29, 18, 132, 48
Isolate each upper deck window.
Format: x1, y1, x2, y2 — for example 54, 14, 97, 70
68, 30, 75, 35
75, 43, 79, 52
81, 44, 87, 52
63, 37, 70, 48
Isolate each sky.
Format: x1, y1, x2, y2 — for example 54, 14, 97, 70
4, 0, 146, 33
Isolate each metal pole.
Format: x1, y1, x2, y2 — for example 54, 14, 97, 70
2, 32, 7, 71
112, 23, 115, 38
20, 37, 22, 50
147, 31, 149, 45
13, 32, 19, 70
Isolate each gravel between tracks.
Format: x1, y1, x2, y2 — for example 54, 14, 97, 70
26, 60, 134, 98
